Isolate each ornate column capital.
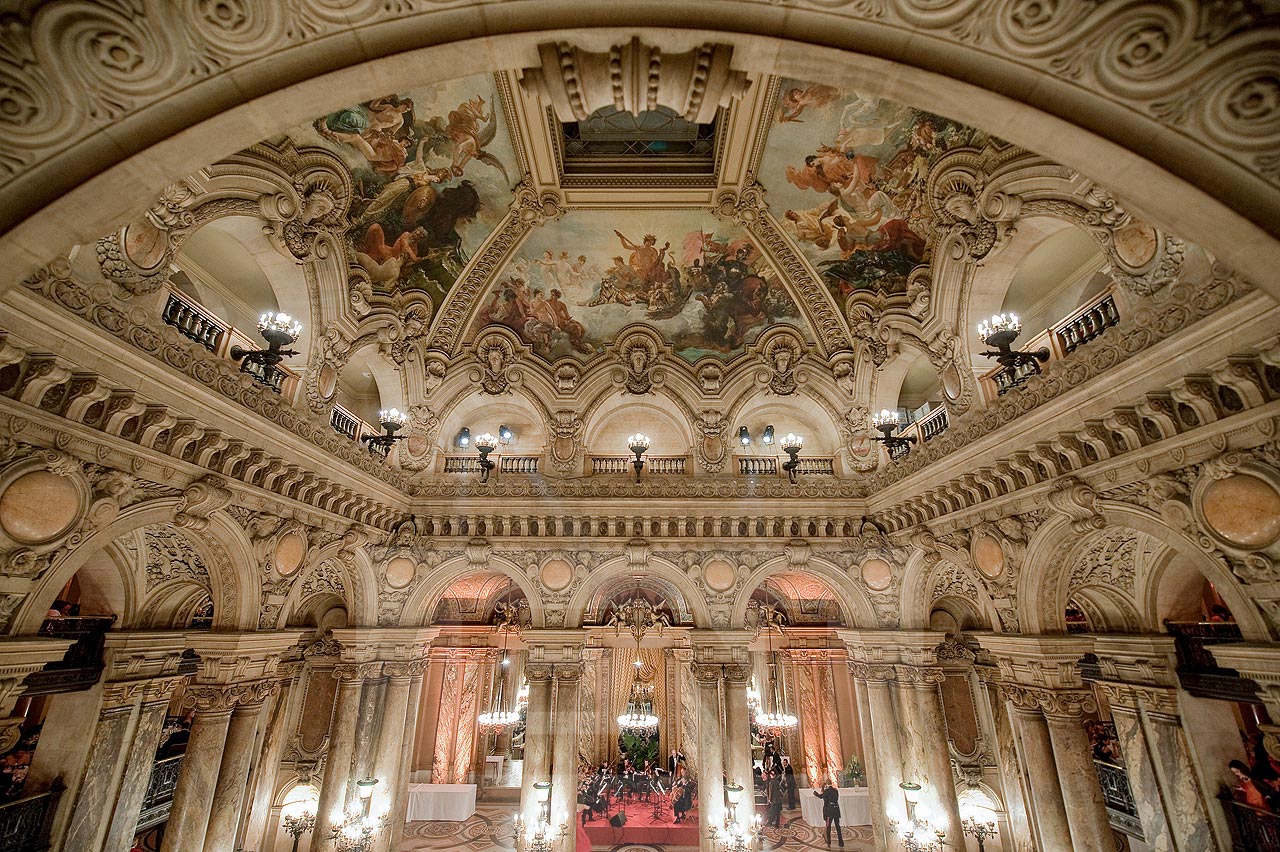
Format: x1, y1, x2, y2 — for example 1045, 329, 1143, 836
722, 664, 751, 686
693, 663, 724, 685
524, 663, 554, 684
895, 663, 946, 686
382, 659, 427, 680
553, 662, 583, 682
849, 661, 897, 683
1002, 683, 1097, 720
332, 662, 381, 683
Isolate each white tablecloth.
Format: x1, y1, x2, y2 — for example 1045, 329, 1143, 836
799, 787, 871, 827
405, 783, 477, 821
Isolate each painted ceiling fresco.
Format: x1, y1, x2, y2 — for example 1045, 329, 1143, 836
760, 80, 990, 302
289, 74, 517, 317
475, 211, 806, 362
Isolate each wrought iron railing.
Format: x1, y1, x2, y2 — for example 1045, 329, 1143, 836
1219, 787, 1280, 852
1057, 292, 1120, 354
0, 779, 62, 852
161, 290, 227, 353
137, 755, 184, 831
1165, 621, 1259, 703
1094, 761, 1144, 839
24, 615, 115, 696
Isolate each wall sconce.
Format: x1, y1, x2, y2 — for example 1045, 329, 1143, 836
281, 790, 318, 852
628, 434, 650, 483
978, 312, 1049, 389
962, 817, 998, 852
498, 424, 514, 444
475, 433, 498, 482
780, 433, 803, 483
738, 426, 751, 446
762, 425, 774, 445
456, 427, 471, 448
870, 409, 916, 458
230, 311, 302, 381
361, 408, 408, 455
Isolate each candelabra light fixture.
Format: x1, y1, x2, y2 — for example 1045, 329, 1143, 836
962, 816, 997, 852
780, 432, 803, 483
710, 783, 763, 852
748, 589, 797, 738
330, 777, 385, 852
870, 409, 916, 457
478, 594, 525, 734
281, 789, 318, 852
978, 312, 1049, 389
361, 408, 409, 454
607, 597, 669, 735
514, 781, 560, 852
475, 432, 498, 482
889, 781, 947, 852
628, 433, 651, 483
230, 311, 302, 377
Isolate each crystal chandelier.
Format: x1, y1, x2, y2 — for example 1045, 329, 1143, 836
748, 588, 797, 738
478, 595, 527, 734
330, 778, 385, 852
709, 783, 763, 852
606, 597, 670, 735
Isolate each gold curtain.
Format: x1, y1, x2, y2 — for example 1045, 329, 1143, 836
607, 647, 667, 763
432, 657, 485, 783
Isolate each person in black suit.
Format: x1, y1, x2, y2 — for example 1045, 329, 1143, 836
782, 758, 797, 808
667, 747, 685, 776
765, 769, 784, 828
814, 778, 843, 847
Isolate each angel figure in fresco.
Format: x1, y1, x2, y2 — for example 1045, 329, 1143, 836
777, 83, 840, 123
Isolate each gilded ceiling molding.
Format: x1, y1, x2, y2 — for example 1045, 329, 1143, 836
519, 38, 750, 124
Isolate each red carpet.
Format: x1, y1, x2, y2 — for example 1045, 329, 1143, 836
582, 799, 701, 847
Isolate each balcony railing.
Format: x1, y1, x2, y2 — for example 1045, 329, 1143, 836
500, 456, 540, 474
330, 404, 360, 440
137, 755, 183, 831
1165, 621, 1260, 703
1219, 788, 1280, 852
590, 455, 686, 475
894, 406, 950, 454
739, 457, 777, 476
0, 779, 63, 852
981, 286, 1124, 400
161, 290, 226, 353
796, 457, 835, 476
1094, 761, 1143, 840
24, 615, 115, 696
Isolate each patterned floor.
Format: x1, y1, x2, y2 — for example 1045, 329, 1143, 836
400, 804, 875, 851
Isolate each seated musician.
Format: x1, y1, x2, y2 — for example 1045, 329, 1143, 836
672, 768, 694, 823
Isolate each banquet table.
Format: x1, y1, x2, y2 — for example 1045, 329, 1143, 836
405, 783, 477, 821
799, 787, 871, 827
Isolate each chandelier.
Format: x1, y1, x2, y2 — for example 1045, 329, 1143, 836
748, 589, 797, 738
361, 408, 409, 455
607, 597, 670, 735
709, 782, 763, 852
478, 595, 527, 734
331, 778, 385, 852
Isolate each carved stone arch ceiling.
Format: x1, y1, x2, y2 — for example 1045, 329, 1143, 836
752, 571, 843, 626
431, 571, 524, 624
584, 576, 694, 627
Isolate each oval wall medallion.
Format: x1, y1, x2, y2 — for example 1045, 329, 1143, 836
540, 558, 574, 592
1202, 473, 1280, 549
861, 557, 893, 591
385, 556, 417, 589
702, 558, 736, 592
0, 470, 80, 544
941, 364, 962, 400
317, 365, 338, 399
971, 534, 1005, 579
274, 531, 306, 577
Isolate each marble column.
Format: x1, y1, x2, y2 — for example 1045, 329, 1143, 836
520, 665, 554, 827
1043, 691, 1113, 852
160, 687, 237, 852
239, 666, 301, 852
976, 672, 1034, 852
1004, 689, 1072, 852
387, 664, 427, 852
101, 686, 178, 852
906, 670, 964, 840
695, 664, 726, 837
373, 661, 418, 852
851, 673, 887, 852
314, 663, 374, 852
203, 686, 271, 852
861, 666, 908, 829
724, 664, 753, 808
550, 665, 582, 829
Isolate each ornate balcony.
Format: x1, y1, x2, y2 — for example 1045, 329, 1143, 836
161, 289, 226, 353
0, 779, 63, 852
1094, 760, 1144, 841
1165, 621, 1260, 703
23, 616, 116, 697
1219, 788, 1280, 852
137, 755, 184, 831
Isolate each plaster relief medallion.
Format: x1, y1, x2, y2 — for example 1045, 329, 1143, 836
540, 558, 574, 592
0, 471, 79, 544
941, 364, 963, 401
971, 534, 1005, 579
1112, 222, 1158, 269
274, 531, 306, 577
385, 556, 416, 589
405, 434, 430, 458
860, 557, 893, 591
317, 365, 338, 399
1202, 473, 1280, 548
703, 558, 736, 593
123, 220, 167, 269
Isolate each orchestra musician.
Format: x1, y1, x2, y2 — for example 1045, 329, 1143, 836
671, 768, 695, 823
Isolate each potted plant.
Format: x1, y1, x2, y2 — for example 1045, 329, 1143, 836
838, 754, 865, 788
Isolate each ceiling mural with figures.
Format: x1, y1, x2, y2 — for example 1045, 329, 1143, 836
760, 81, 992, 305
290, 73, 517, 320
471, 211, 808, 363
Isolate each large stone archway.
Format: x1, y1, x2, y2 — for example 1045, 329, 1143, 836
2, 7, 1278, 297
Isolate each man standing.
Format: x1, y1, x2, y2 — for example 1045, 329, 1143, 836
782, 758, 797, 809
765, 770, 784, 828
667, 747, 685, 776
814, 777, 844, 847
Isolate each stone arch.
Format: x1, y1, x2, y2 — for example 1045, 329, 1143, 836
730, 555, 876, 629
275, 540, 379, 629
11, 499, 258, 634
899, 544, 999, 632
400, 554, 546, 629
564, 555, 710, 629
1019, 502, 1272, 640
